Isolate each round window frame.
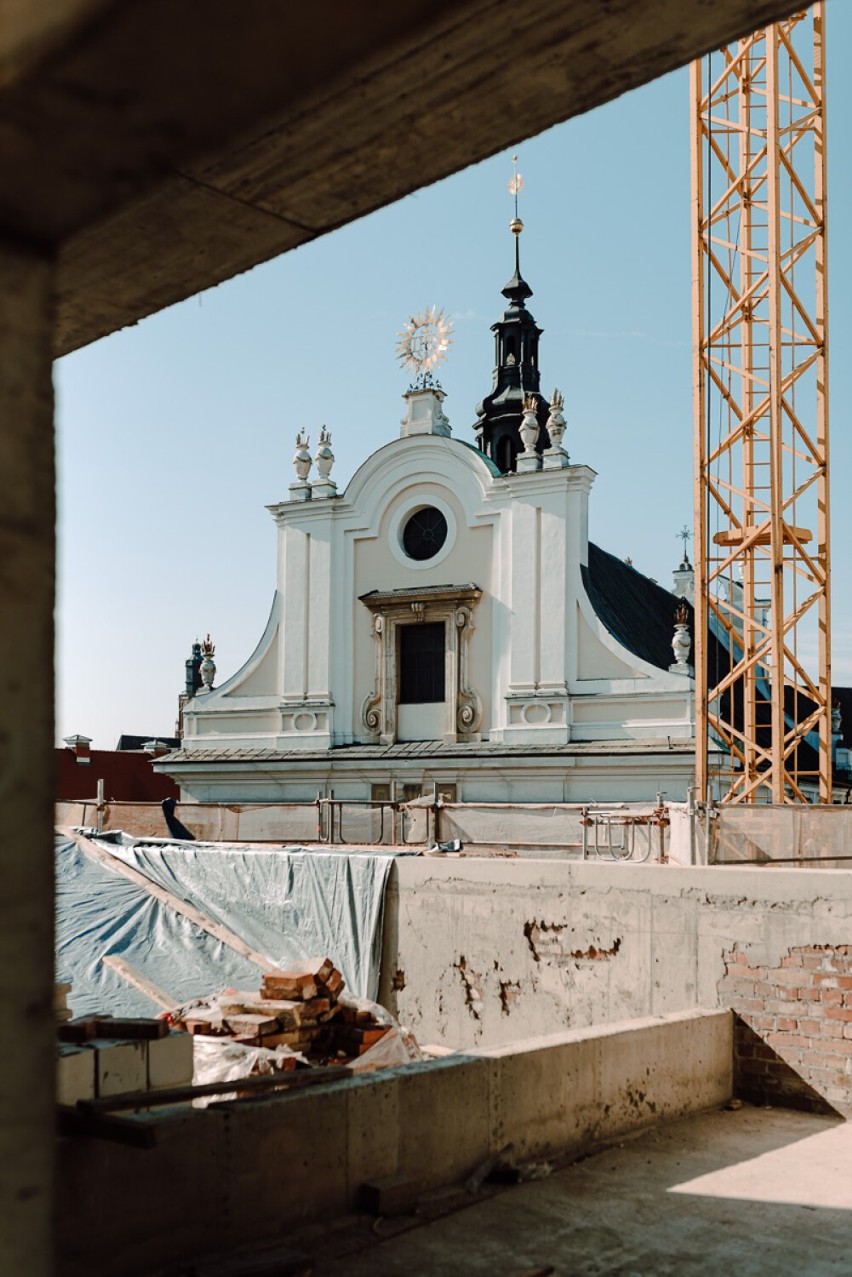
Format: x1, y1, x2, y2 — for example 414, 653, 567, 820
401, 506, 449, 562
389, 495, 457, 571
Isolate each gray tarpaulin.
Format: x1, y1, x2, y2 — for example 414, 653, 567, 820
56, 831, 397, 1018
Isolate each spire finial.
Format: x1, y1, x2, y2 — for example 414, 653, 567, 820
508, 154, 524, 273
509, 155, 523, 225
677, 523, 693, 567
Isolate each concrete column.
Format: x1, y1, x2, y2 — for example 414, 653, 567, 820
0, 239, 55, 1275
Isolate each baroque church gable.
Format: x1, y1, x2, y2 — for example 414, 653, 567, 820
166, 228, 696, 803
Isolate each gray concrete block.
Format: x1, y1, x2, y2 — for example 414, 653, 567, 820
148, 1031, 194, 1090
396, 1057, 492, 1188
56, 1044, 95, 1106
91, 1039, 148, 1097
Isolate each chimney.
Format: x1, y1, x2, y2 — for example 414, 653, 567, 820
142, 740, 171, 758
63, 734, 92, 765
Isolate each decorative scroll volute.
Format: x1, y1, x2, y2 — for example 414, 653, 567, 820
360, 613, 383, 736
455, 606, 483, 736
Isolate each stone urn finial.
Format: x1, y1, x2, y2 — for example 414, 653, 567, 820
199, 634, 216, 691
541, 387, 570, 470
671, 601, 692, 671
293, 430, 312, 482
519, 394, 540, 455
546, 387, 567, 450
314, 426, 334, 480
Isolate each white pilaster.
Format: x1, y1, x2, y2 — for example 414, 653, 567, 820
507, 499, 538, 693
307, 526, 332, 701
275, 509, 335, 749
280, 525, 309, 701
500, 467, 595, 745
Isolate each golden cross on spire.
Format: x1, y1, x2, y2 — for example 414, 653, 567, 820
677, 524, 692, 563
508, 154, 524, 236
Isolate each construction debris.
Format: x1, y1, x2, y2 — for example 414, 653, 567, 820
55, 982, 194, 1107
59, 1013, 170, 1043
56, 961, 421, 1117
168, 956, 395, 1067
360, 1173, 420, 1217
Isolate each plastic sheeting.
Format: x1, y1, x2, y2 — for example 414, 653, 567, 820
435, 802, 647, 854
667, 803, 703, 865
708, 804, 852, 865
56, 802, 324, 843
56, 800, 430, 846
56, 831, 396, 1018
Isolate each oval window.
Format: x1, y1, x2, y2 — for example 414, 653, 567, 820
402, 507, 448, 561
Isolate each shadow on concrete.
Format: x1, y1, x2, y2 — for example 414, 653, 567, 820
299, 1107, 852, 1277
733, 1014, 844, 1117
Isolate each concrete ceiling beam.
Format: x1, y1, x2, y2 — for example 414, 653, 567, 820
0, 0, 803, 354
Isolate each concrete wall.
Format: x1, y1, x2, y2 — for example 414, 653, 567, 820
0, 242, 55, 1277
57, 1009, 731, 1277
379, 858, 852, 1108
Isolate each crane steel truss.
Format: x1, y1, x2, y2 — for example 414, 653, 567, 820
691, 5, 830, 804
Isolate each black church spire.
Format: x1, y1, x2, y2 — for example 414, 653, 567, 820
473, 215, 550, 473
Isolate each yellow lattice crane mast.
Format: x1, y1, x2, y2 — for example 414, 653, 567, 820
691, 4, 830, 804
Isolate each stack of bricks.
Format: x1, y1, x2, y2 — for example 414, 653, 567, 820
719, 944, 852, 1111
331, 1002, 395, 1059
56, 1013, 194, 1106
172, 956, 391, 1065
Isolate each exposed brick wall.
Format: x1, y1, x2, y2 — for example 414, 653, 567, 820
719, 946, 852, 1112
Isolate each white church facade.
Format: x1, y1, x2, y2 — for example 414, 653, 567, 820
160, 241, 696, 804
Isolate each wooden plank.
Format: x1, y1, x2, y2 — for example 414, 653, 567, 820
100, 954, 181, 1012
58, 827, 277, 974
57, 1105, 159, 1149
712, 525, 812, 547
79, 1062, 353, 1115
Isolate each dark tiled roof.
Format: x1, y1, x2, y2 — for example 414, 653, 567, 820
832, 687, 852, 751
455, 438, 502, 477
582, 543, 689, 671
116, 734, 180, 751
580, 542, 852, 783
157, 738, 694, 767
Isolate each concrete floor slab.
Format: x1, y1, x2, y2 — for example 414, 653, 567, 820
313, 1106, 852, 1276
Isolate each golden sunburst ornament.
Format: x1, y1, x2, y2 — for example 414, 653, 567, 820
396, 306, 454, 379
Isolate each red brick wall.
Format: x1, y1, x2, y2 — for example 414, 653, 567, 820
719, 946, 852, 1112
56, 748, 178, 802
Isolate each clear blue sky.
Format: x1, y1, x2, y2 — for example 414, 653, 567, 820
55, 5, 852, 749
